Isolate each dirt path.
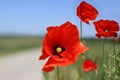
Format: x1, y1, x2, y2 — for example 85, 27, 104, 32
0, 48, 45, 80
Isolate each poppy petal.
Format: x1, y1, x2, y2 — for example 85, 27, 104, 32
42, 66, 55, 72
77, 1, 98, 24
39, 48, 49, 60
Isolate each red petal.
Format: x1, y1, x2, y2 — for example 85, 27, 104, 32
42, 66, 55, 72
39, 37, 52, 60
73, 42, 89, 61
39, 48, 49, 60
77, 1, 98, 24
44, 57, 73, 68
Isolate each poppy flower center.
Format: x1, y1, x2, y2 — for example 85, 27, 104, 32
56, 47, 62, 53
52, 45, 65, 58
105, 29, 108, 32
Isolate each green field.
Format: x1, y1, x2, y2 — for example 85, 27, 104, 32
43, 38, 120, 80
0, 36, 42, 56
0, 36, 119, 79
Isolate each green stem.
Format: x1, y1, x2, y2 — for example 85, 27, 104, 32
94, 71, 97, 80
66, 67, 69, 80
78, 57, 83, 80
80, 20, 82, 41
86, 74, 89, 80
102, 38, 106, 80
113, 41, 116, 64
78, 20, 84, 80
103, 38, 106, 61
98, 38, 106, 80
113, 40, 117, 76
57, 67, 60, 80
83, 72, 86, 80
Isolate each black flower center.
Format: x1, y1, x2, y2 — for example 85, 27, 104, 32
52, 45, 65, 58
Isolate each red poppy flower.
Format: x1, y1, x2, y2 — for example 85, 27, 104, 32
93, 19, 119, 38
77, 1, 98, 24
39, 21, 88, 72
83, 60, 97, 72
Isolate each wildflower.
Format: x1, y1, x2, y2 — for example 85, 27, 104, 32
83, 60, 97, 72
93, 19, 119, 39
39, 21, 88, 72
77, 1, 98, 24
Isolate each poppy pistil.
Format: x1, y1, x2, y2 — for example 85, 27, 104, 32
56, 47, 62, 53
105, 29, 108, 32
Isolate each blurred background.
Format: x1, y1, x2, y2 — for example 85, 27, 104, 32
0, 0, 120, 80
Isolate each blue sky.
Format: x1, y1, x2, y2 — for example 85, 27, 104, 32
0, 0, 120, 37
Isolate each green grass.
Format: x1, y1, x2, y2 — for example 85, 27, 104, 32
0, 36, 43, 56
43, 38, 120, 80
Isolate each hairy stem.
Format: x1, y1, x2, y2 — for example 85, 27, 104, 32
57, 67, 60, 80
80, 20, 83, 41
